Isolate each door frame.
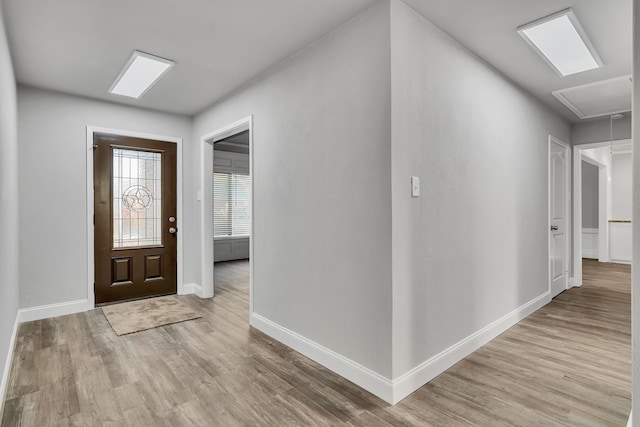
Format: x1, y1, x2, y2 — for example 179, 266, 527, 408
200, 116, 253, 315
548, 136, 571, 297
572, 139, 631, 286
86, 126, 184, 308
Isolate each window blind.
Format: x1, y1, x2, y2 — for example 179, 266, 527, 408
213, 172, 251, 237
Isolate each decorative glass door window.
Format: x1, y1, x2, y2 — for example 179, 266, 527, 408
113, 148, 162, 248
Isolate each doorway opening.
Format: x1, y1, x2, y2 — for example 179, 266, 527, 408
200, 116, 253, 317
572, 138, 632, 286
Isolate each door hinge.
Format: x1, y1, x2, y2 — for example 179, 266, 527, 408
93, 214, 95, 225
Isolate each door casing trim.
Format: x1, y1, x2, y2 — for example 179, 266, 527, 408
200, 115, 253, 313
86, 126, 184, 308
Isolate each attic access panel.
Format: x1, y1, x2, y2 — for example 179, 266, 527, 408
552, 75, 632, 120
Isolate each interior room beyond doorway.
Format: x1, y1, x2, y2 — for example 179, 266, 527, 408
573, 139, 632, 287
213, 130, 251, 263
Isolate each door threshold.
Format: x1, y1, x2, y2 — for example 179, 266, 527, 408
95, 292, 177, 308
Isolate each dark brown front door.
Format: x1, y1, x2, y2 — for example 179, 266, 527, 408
94, 133, 177, 304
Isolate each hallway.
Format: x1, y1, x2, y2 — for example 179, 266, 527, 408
1, 259, 630, 426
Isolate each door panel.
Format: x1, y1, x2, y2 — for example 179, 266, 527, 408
549, 139, 568, 298
94, 133, 177, 304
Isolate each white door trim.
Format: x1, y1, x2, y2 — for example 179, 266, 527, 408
572, 139, 630, 286
86, 126, 184, 308
548, 136, 571, 297
200, 116, 253, 315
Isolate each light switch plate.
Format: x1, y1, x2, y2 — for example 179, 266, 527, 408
411, 176, 420, 197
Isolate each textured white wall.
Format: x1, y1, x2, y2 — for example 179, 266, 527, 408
583, 146, 613, 172
632, 1, 639, 423
193, 1, 393, 377
612, 152, 633, 220
389, 0, 570, 378
0, 0, 20, 409
582, 161, 599, 229
572, 115, 632, 146
582, 146, 613, 264
17, 87, 193, 308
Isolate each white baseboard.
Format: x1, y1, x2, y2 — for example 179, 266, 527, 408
251, 292, 551, 405
0, 311, 20, 420
582, 228, 599, 259
626, 411, 632, 427
18, 299, 93, 323
180, 283, 207, 298
7, 290, 553, 409
18, 286, 210, 323
250, 313, 394, 403
610, 260, 632, 265
180, 283, 197, 295
391, 291, 551, 403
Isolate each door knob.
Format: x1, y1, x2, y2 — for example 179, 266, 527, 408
550, 225, 559, 231
169, 227, 177, 234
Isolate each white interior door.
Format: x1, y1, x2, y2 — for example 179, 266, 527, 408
549, 137, 570, 298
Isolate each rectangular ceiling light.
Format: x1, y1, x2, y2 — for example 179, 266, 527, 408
109, 50, 175, 98
517, 9, 602, 77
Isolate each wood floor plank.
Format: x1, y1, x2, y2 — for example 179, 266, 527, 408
2, 259, 630, 426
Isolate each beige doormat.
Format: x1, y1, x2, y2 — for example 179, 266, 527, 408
101, 296, 201, 336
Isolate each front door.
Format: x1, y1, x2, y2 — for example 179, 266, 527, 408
94, 133, 177, 304
549, 137, 569, 298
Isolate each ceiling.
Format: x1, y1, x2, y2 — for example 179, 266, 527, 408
2, 0, 632, 122
2, 0, 379, 116
401, 0, 632, 123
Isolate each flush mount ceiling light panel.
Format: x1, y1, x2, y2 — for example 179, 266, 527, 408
109, 50, 175, 98
517, 9, 602, 77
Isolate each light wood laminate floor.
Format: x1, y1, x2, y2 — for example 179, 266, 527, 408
1, 258, 630, 426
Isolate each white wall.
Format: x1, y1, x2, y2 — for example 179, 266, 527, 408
609, 151, 632, 264
632, 2, 640, 422
612, 152, 632, 220
582, 161, 599, 229
193, 1, 393, 378
389, 0, 570, 381
572, 115, 632, 146
583, 146, 613, 169
0, 0, 20, 411
582, 146, 613, 263
17, 87, 193, 309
